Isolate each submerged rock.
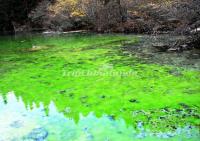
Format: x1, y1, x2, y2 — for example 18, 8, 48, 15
100, 95, 106, 99
152, 43, 170, 51
179, 103, 190, 109
156, 132, 174, 139
129, 99, 139, 103
107, 115, 116, 121
58, 90, 66, 94
26, 128, 48, 141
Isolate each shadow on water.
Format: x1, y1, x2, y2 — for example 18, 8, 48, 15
0, 92, 199, 141
123, 34, 200, 70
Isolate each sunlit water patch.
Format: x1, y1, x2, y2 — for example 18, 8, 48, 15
0, 92, 199, 141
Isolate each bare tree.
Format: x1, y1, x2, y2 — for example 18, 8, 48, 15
82, 0, 127, 32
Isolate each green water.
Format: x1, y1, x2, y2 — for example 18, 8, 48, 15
0, 33, 199, 140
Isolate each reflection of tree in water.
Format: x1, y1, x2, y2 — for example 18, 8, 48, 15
0, 92, 199, 141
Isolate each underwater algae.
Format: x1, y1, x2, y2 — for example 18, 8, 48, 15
0, 33, 199, 140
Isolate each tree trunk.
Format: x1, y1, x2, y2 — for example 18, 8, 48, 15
95, 0, 126, 32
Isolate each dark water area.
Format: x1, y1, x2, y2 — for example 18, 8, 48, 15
123, 34, 200, 70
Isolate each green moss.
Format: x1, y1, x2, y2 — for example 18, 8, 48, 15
0, 33, 199, 132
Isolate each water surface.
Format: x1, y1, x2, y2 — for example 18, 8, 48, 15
0, 33, 199, 140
